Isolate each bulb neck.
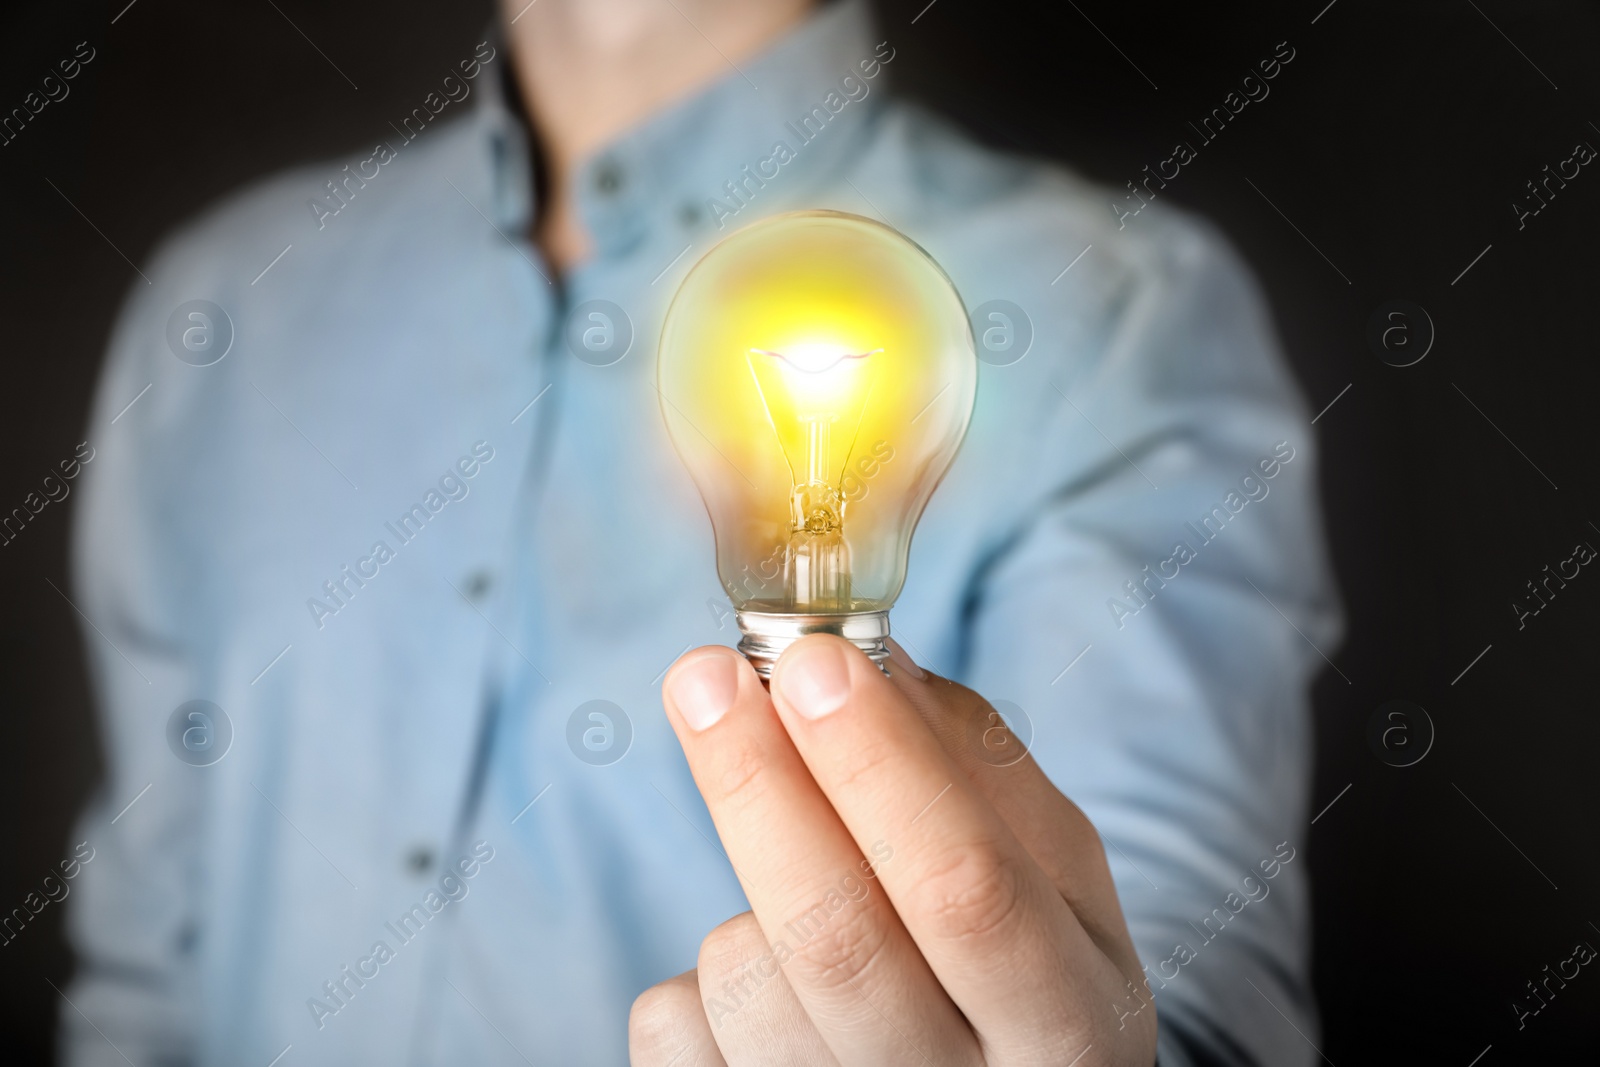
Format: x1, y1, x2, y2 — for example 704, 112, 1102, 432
735, 609, 890, 678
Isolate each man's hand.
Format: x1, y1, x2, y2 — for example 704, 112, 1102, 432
630, 635, 1158, 1066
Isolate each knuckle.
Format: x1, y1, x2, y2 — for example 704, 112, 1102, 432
627, 979, 702, 1059
707, 737, 770, 810
697, 911, 768, 979
912, 842, 1029, 945
943, 681, 989, 721
783, 893, 891, 991
828, 734, 902, 798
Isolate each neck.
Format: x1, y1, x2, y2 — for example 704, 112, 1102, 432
502, 0, 815, 272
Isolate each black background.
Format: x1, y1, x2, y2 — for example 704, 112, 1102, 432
3, 1, 1597, 1063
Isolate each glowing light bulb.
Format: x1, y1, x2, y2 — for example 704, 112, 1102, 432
658, 210, 976, 674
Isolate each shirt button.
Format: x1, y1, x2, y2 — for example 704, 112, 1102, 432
405, 846, 434, 875
594, 160, 623, 195
463, 570, 493, 601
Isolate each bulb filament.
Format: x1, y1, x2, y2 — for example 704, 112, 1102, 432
746, 345, 884, 612
750, 346, 881, 374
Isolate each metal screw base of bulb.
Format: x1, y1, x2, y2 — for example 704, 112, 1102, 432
735, 609, 890, 678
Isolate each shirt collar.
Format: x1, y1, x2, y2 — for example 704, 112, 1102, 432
473, 0, 887, 257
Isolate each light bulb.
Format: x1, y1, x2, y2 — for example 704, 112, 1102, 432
658, 210, 976, 675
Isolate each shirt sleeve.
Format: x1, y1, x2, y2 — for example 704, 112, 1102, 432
951, 211, 1339, 1067
59, 269, 207, 1066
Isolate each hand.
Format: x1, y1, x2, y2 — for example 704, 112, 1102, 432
631, 635, 1157, 1066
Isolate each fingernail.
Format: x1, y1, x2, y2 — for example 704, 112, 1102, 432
777, 640, 853, 719
885, 638, 925, 680
667, 651, 741, 731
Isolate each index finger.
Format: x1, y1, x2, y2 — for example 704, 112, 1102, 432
768, 635, 1127, 1055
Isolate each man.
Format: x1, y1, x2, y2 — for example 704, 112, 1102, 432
63, 0, 1339, 1063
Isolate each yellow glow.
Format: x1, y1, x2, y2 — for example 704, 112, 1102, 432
659, 211, 976, 613
745, 346, 877, 488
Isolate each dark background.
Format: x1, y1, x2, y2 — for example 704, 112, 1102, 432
4, 0, 1597, 1062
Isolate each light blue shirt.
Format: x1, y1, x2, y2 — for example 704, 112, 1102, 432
64, 3, 1340, 1064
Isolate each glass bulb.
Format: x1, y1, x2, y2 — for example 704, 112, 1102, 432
658, 210, 976, 674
